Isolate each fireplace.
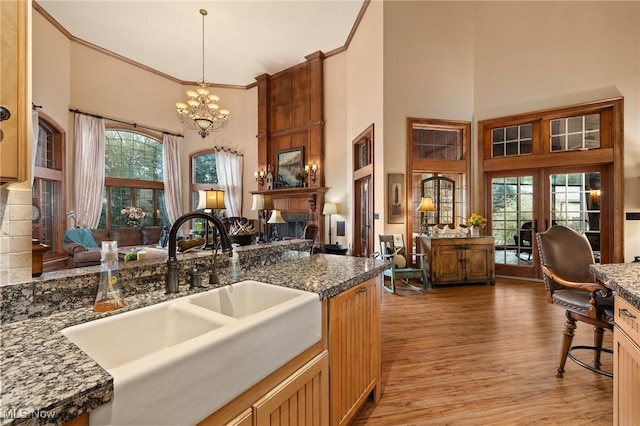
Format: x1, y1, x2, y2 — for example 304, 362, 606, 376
276, 212, 308, 239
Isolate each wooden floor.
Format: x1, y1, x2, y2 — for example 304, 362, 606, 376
352, 278, 613, 425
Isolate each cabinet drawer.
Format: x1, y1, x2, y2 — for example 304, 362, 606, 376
615, 296, 640, 345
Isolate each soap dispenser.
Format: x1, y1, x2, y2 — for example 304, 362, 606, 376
93, 241, 126, 312
227, 243, 243, 280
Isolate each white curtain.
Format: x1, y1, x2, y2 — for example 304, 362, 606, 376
30, 109, 39, 187
73, 114, 105, 228
216, 149, 243, 217
162, 134, 183, 224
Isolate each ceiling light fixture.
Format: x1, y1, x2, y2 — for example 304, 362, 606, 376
175, 9, 230, 139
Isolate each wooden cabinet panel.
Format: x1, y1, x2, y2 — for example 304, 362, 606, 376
254, 351, 329, 426
329, 277, 381, 426
614, 297, 640, 426
225, 409, 252, 426
0, 0, 28, 184
418, 236, 495, 286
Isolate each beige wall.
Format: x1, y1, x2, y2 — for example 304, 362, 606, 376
323, 0, 384, 250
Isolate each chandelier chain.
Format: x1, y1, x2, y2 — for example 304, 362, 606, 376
175, 8, 229, 139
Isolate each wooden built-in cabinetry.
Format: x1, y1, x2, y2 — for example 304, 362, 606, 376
613, 296, 640, 425
417, 236, 495, 286
329, 277, 381, 426
254, 52, 327, 242
0, 0, 29, 184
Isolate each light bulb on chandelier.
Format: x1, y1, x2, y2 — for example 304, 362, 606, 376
175, 9, 230, 139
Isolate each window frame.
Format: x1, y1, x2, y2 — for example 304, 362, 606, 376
102, 127, 165, 228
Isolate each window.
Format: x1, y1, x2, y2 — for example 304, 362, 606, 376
191, 151, 220, 221
32, 116, 64, 257
550, 114, 600, 151
101, 130, 166, 228
407, 118, 471, 239
491, 124, 533, 157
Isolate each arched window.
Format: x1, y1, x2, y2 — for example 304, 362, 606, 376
32, 115, 65, 258
101, 129, 166, 228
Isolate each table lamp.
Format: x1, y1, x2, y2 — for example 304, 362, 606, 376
267, 209, 286, 241
197, 189, 226, 249
416, 196, 436, 236
251, 194, 273, 242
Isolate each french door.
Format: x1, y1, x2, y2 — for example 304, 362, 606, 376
490, 165, 607, 278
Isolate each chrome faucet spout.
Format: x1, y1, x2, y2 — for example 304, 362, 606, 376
166, 211, 232, 294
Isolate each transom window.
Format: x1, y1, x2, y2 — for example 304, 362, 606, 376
491, 124, 533, 157
412, 125, 462, 160
550, 113, 600, 151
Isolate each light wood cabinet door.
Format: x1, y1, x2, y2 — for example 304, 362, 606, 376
614, 297, 640, 426
253, 351, 329, 426
0, 0, 28, 184
418, 237, 495, 286
329, 277, 381, 426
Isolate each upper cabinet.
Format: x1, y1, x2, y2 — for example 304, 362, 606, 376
0, 0, 29, 185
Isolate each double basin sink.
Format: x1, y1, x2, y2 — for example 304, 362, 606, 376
62, 280, 322, 425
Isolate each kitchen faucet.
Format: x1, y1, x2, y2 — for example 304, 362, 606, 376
166, 211, 232, 294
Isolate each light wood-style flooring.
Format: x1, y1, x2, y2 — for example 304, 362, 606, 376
352, 278, 613, 425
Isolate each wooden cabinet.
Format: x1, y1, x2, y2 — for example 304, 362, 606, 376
253, 351, 329, 425
613, 296, 640, 425
417, 236, 495, 286
329, 277, 381, 426
0, 0, 29, 184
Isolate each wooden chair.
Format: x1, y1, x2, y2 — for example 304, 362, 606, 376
536, 225, 614, 378
379, 234, 427, 294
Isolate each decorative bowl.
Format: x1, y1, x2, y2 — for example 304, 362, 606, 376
229, 234, 256, 246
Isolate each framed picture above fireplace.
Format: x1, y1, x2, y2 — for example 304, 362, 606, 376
276, 147, 304, 188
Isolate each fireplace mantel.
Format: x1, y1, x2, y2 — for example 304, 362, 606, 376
251, 187, 328, 244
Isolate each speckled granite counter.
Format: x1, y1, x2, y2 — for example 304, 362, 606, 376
590, 263, 640, 309
0, 253, 386, 425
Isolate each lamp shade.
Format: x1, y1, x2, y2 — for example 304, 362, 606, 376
322, 203, 338, 215
197, 189, 225, 210
416, 197, 436, 212
267, 210, 286, 224
251, 194, 274, 211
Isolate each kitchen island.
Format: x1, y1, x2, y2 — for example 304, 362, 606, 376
590, 263, 640, 426
0, 247, 387, 425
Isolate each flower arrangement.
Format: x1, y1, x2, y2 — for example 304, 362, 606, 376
467, 213, 487, 228
121, 206, 147, 227
295, 168, 309, 186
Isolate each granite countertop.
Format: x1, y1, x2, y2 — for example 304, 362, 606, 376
590, 263, 640, 310
0, 254, 386, 425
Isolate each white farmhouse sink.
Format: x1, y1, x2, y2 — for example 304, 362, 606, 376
62, 280, 322, 426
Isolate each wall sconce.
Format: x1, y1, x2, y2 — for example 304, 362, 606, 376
254, 169, 265, 186
308, 162, 318, 182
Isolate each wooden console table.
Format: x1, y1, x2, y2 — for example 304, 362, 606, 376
416, 236, 495, 287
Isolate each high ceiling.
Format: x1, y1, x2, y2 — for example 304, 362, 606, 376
36, 0, 366, 87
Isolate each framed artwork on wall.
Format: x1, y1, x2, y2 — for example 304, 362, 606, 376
388, 173, 405, 224
276, 147, 304, 188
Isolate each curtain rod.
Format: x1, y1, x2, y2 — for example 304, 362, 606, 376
213, 145, 243, 156
69, 108, 183, 138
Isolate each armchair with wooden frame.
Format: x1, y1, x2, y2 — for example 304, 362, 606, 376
536, 225, 614, 378
379, 234, 427, 294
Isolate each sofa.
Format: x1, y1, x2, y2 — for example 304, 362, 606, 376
63, 226, 164, 268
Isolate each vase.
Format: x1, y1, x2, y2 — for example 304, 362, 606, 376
470, 226, 480, 237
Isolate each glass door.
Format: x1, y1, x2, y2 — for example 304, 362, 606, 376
489, 167, 606, 278
490, 172, 541, 278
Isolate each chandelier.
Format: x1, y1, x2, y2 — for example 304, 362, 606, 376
175, 9, 230, 139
